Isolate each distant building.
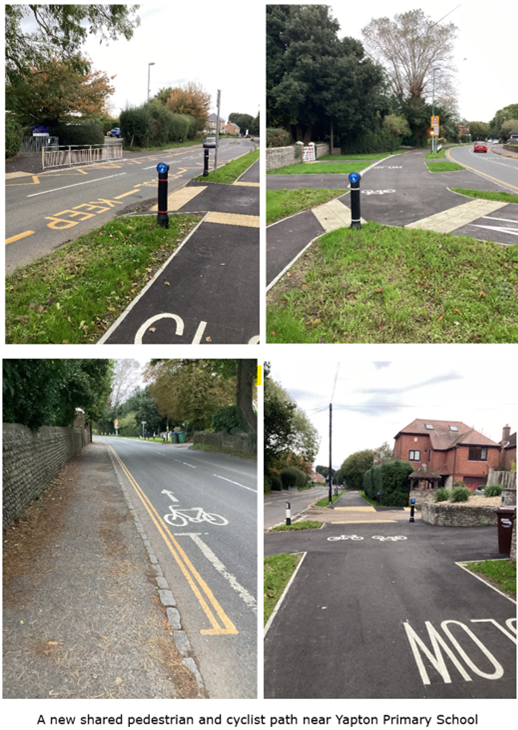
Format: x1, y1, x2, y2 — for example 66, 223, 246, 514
508, 124, 518, 143
225, 121, 240, 136
207, 113, 225, 134
499, 424, 516, 470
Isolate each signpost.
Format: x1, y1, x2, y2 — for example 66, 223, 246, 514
430, 116, 440, 153
114, 419, 119, 436
142, 420, 146, 439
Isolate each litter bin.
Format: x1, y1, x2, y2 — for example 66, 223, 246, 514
178, 431, 186, 444
495, 507, 515, 554
171, 433, 179, 444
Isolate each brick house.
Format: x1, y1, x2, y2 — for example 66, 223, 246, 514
225, 121, 240, 136
499, 424, 516, 470
393, 419, 500, 490
207, 113, 225, 134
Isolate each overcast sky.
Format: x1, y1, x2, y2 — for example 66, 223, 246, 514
268, 359, 517, 469
79, 2, 262, 121
302, 1, 515, 123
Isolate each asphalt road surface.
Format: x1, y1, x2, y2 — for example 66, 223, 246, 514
6, 138, 254, 274
264, 486, 328, 530
264, 520, 516, 699
447, 144, 518, 193
96, 436, 257, 699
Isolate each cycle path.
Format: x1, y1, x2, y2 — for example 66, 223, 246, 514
100, 166, 259, 345
264, 520, 516, 699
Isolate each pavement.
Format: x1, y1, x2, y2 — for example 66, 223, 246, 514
2, 442, 204, 699
99, 159, 260, 344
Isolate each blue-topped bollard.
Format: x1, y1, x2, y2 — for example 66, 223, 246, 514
409, 497, 416, 523
157, 162, 169, 229
349, 171, 361, 229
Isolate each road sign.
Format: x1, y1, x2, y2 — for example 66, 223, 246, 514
431, 115, 440, 127
114, 419, 119, 429
349, 172, 360, 184
431, 128, 439, 136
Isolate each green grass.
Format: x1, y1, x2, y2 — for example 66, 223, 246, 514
425, 160, 463, 172
270, 520, 323, 532
450, 188, 518, 205
314, 491, 344, 507
190, 443, 256, 460
264, 553, 302, 625
6, 214, 201, 344
267, 189, 345, 225
318, 150, 407, 161
268, 161, 371, 175
425, 148, 448, 159
465, 560, 516, 598
192, 149, 259, 184
267, 222, 518, 344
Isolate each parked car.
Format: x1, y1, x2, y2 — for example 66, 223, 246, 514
203, 136, 217, 148
107, 128, 121, 138
473, 141, 487, 153
474, 487, 485, 495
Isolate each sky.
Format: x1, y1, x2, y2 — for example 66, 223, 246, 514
304, 0, 516, 123
71, 2, 262, 121
268, 359, 517, 470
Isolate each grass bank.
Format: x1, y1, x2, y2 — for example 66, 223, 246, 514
318, 150, 407, 161
264, 553, 302, 625
314, 492, 345, 507
267, 189, 345, 225
193, 149, 259, 184
426, 160, 463, 172
270, 520, 323, 532
450, 188, 518, 205
465, 560, 516, 598
6, 214, 201, 344
268, 161, 371, 175
267, 222, 518, 344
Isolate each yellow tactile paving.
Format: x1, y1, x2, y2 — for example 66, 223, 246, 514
234, 181, 260, 187
150, 185, 207, 212
334, 505, 377, 512
312, 197, 366, 232
5, 171, 33, 180
405, 199, 507, 233
205, 212, 259, 228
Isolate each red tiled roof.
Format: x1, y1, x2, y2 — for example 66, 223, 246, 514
395, 419, 499, 450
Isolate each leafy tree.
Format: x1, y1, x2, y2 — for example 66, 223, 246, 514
488, 103, 518, 139
153, 87, 175, 106
501, 119, 518, 139
109, 359, 142, 412
166, 82, 211, 131
228, 113, 258, 135
339, 449, 374, 490
128, 388, 162, 435
383, 113, 411, 153
468, 121, 490, 142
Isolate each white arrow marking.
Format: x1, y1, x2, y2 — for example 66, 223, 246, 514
161, 489, 179, 503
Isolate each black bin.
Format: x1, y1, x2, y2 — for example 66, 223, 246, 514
494, 507, 515, 554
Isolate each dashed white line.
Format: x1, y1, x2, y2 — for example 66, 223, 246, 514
213, 474, 256, 493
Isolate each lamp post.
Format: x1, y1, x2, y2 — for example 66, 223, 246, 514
147, 62, 155, 150
431, 67, 440, 154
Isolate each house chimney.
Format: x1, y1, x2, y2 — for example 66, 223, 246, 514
502, 424, 511, 443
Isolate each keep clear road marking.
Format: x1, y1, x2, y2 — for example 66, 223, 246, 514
175, 533, 257, 613
213, 474, 257, 494
105, 443, 238, 635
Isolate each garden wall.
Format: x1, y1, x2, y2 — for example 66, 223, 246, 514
3, 422, 89, 530
192, 431, 256, 455
421, 502, 498, 527
266, 142, 330, 171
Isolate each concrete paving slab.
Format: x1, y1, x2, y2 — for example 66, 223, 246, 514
450, 203, 518, 245
312, 197, 366, 232
405, 199, 507, 233
173, 180, 259, 216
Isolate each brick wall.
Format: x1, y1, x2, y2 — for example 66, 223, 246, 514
3, 422, 88, 530
192, 431, 256, 455
266, 142, 330, 171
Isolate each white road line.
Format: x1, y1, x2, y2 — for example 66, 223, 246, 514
183, 462, 196, 468
213, 474, 256, 493
27, 172, 126, 197
469, 224, 518, 236
177, 533, 256, 612
483, 216, 518, 224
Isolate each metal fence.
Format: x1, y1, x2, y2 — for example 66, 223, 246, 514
21, 136, 59, 154
42, 143, 123, 170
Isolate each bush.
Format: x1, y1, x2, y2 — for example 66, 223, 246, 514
363, 460, 413, 506
435, 487, 450, 502
6, 117, 23, 158
271, 475, 282, 491
266, 127, 291, 148
51, 120, 105, 146
484, 484, 502, 497
280, 467, 307, 489
340, 128, 396, 155
120, 103, 197, 148
450, 486, 471, 502
213, 406, 247, 434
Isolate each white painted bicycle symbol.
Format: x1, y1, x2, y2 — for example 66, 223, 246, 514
327, 534, 364, 542
372, 535, 407, 541
361, 189, 396, 196
164, 505, 228, 527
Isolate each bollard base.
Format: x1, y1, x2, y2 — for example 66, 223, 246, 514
157, 213, 169, 229
350, 221, 362, 229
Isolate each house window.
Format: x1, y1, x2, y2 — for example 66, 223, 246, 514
449, 425, 458, 431
468, 446, 488, 461
425, 424, 434, 430
409, 450, 421, 461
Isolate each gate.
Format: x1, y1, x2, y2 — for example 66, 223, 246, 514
42, 143, 123, 170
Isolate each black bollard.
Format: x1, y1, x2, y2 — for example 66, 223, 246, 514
409, 497, 416, 523
203, 148, 209, 176
285, 502, 291, 526
157, 162, 169, 229
377, 492, 380, 504
349, 172, 361, 229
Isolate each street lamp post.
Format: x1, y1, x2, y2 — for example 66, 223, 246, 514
147, 62, 155, 150
431, 67, 440, 154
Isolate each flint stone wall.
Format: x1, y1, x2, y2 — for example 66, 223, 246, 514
192, 431, 256, 455
421, 502, 499, 527
266, 142, 330, 171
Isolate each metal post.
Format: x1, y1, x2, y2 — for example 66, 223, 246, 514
328, 403, 333, 504
214, 89, 221, 172
156, 162, 169, 228
285, 502, 291, 526
409, 497, 416, 523
203, 148, 209, 176
147, 62, 155, 150
349, 172, 361, 229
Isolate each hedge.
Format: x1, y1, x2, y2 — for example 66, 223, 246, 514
6, 118, 23, 158
213, 405, 247, 434
120, 103, 197, 148
363, 460, 413, 507
280, 467, 307, 489
266, 127, 292, 148
51, 120, 105, 146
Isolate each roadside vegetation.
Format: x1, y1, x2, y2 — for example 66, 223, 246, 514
267, 189, 345, 225
465, 560, 516, 599
264, 553, 302, 625
193, 149, 259, 184
190, 443, 256, 460
267, 222, 518, 344
268, 161, 371, 176
450, 188, 518, 205
319, 150, 408, 160
270, 520, 323, 532
314, 492, 344, 507
425, 160, 463, 172
6, 214, 202, 344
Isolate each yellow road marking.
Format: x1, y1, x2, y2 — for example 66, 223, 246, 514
334, 506, 376, 512
76, 168, 88, 175
205, 211, 259, 228
234, 181, 259, 187
106, 444, 238, 636
114, 189, 140, 199
6, 175, 40, 186
6, 230, 35, 245
446, 148, 518, 192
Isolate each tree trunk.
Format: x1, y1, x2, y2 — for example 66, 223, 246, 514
237, 360, 257, 433
303, 122, 313, 145
330, 119, 334, 153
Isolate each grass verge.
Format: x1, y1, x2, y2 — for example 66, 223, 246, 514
314, 492, 344, 507
318, 150, 407, 161
426, 160, 463, 172
267, 189, 345, 225
267, 222, 518, 344
124, 139, 201, 153
192, 149, 259, 184
270, 520, 323, 532
464, 560, 516, 598
450, 188, 518, 205
264, 553, 302, 625
268, 161, 371, 175
190, 443, 256, 460
6, 214, 201, 344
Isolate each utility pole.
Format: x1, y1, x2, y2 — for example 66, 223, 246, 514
147, 62, 155, 150
214, 89, 221, 172
328, 403, 333, 504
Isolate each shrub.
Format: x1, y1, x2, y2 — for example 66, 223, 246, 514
450, 486, 471, 502
484, 484, 502, 497
435, 487, 450, 502
453, 480, 464, 488
5, 117, 23, 158
266, 127, 291, 148
213, 406, 247, 434
51, 120, 105, 146
264, 475, 272, 493
271, 475, 282, 491
363, 460, 413, 506
120, 103, 197, 148
280, 467, 307, 489
340, 128, 396, 155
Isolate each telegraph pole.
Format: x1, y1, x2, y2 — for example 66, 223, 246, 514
328, 403, 333, 504
214, 89, 221, 172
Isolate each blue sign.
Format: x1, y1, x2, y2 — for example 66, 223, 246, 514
157, 162, 168, 174
349, 172, 360, 184
33, 125, 49, 136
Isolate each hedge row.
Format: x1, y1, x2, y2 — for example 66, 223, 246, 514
120, 103, 197, 148
50, 120, 105, 146
6, 117, 23, 158
363, 460, 413, 507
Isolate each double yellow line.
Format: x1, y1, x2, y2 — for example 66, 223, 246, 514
107, 444, 238, 636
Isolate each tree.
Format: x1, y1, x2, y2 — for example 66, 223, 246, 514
373, 441, 394, 464
339, 449, 374, 490
501, 119, 518, 140
109, 359, 142, 412
166, 82, 211, 131
468, 121, 490, 142
362, 9, 457, 103
228, 113, 258, 135
383, 113, 411, 153
488, 104, 518, 140
5, 4, 140, 84
7, 57, 115, 127
129, 388, 162, 435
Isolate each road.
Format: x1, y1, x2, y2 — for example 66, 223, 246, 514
95, 436, 257, 699
264, 520, 516, 699
264, 485, 328, 529
447, 143, 518, 194
6, 138, 254, 274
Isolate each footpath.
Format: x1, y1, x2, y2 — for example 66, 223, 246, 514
2, 442, 204, 699
297, 489, 414, 525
